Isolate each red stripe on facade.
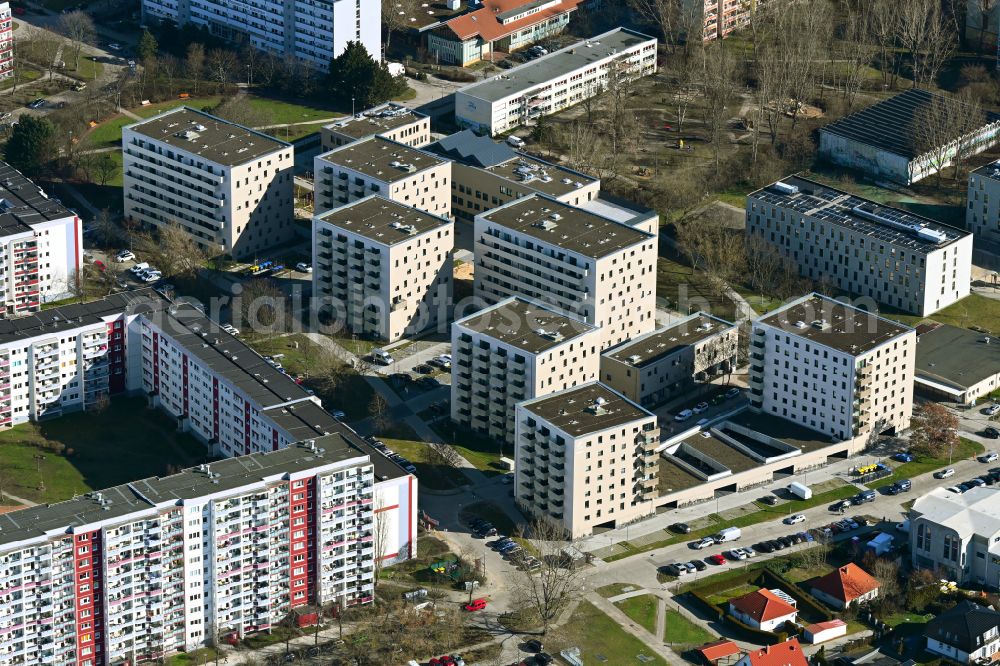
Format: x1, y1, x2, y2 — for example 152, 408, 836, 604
374, 504, 399, 513
288, 478, 312, 609
272, 429, 279, 452
72, 530, 103, 666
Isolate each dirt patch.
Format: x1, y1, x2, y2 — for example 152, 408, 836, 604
454, 261, 474, 281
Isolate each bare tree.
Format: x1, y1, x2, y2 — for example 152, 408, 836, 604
698, 42, 739, 175
869, 0, 902, 89
951, 89, 987, 180
369, 393, 389, 434
210, 96, 274, 129
57, 11, 96, 71
912, 92, 972, 185
235, 278, 285, 339
135, 224, 212, 279
207, 48, 239, 88
972, 0, 999, 54
896, 0, 955, 87
94, 154, 119, 186
381, 0, 420, 56
908, 403, 959, 459
627, 0, 678, 46
837, 2, 877, 111
185, 43, 205, 94
371, 492, 392, 584
509, 516, 586, 635
862, 552, 900, 610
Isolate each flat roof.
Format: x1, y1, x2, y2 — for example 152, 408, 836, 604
454, 296, 596, 354
750, 175, 969, 254
757, 293, 913, 356
0, 289, 166, 345
0, 162, 75, 237
315, 195, 451, 245
913, 487, 1000, 539
680, 431, 757, 473
125, 106, 289, 167
726, 409, 838, 451
521, 382, 652, 437
915, 322, 1000, 391
972, 159, 1000, 182
458, 27, 655, 103
325, 103, 426, 140
819, 89, 1000, 159
603, 313, 735, 368
442, 0, 584, 41
0, 439, 365, 549
318, 136, 448, 183
480, 194, 651, 259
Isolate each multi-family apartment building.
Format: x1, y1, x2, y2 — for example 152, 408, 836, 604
0, 162, 84, 315
320, 104, 430, 151
748, 293, 916, 441
123, 107, 295, 259
601, 312, 738, 408
966, 159, 1000, 248
427, 0, 585, 66
0, 440, 394, 664
514, 382, 658, 538
911, 487, 1000, 588
747, 176, 973, 316
685, 0, 776, 41
925, 601, 1000, 664
312, 195, 453, 342
450, 296, 599, 445
141, 0, 380, 70
454, 28, 658, 135
0, 3, 12, 80
474, 194, 657, 349
313, 136, 452, 220
0, 292, 143, 427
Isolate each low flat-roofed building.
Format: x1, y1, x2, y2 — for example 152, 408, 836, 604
451, 296, 599, 444
0, 161, 83, 315
747, 176, 973, 316
454, 28, 658, 135
818, 89, 1000, 185
749, 293, 915, 441
427, 130, 606, 222
966, 159, 1000, 249
601, 312, 738, 408
320, 103, 431, 150
314, 136, 452, 219
474, 194, 657, 349
515, 381, 659, 538
427, 0, 585, 66
123, 107, 295, 259
914, 322, 1000, 405
312, 195, 453, 342
911, 487, 1000, 587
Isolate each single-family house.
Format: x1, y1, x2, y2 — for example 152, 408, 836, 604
735, 638, 809, 666
810, 563, 881, 610
728, 589, 799, 632
925, 600, 1000, 664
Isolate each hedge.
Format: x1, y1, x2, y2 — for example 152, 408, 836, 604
759, 569, 835, 622
685, 590, 785, 645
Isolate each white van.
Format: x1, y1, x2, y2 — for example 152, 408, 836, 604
506, 135, 525, 148
130, 262, 150, 274
713, 527, 741, 543
371, 348, 393, 365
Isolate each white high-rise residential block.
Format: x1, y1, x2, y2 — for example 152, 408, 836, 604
748, 293, 916, 441
321, 103, 431, 150
0, 2, 12, 80
515, 382, 659, 539
313, 195, 453, 342
966, 159, 1000, 248
141, 0, 380, 70
747, 176, 973, 316
0, 441, 384, 664
450, 296, 600, 444
123, 107, 295, 259
474, 194, 657, 350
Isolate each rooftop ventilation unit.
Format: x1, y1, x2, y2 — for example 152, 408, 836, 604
851, 204, 948, 244
770, 181, 799, 195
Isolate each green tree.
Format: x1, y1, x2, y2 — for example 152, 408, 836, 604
137, 29, 159, 64
327, 41, 407, 109
4, 116, 58, 177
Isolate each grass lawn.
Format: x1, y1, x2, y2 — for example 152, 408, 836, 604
0, 68, 41, 91
166, 648, 223, 665
705, 583, 759, 607
548, 601, 667, 666
869, 438, 985, 489
730, 282, 786, 315
883, 611, 934, 636
884, 294, 1000, 334
85, 115, 131, 148
0, 396, 208, 504
597, 583, 642, 598
379, 534, 463, 589
616, 594, 659, 635
68, 56, 104, 81
657, 253, 736, 321
664, 609, 716, 646
132, 96, 224, 119
432, 421, 505, 474
260, 121, 330, 142
246, 97, 339, 125
382, 437, 468, 490
604, 481, 857, 562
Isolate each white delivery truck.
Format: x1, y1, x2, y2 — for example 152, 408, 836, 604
714, 526, 741, 543
788, 481, 812, 500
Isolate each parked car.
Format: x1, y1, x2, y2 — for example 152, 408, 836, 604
525, 639, 544, 653
983, 427, 1000, 439
784, 514, 806, 525
693, 401, 709, 414
760, 495, 779, 506
115, 250, 135, 262
728, 549, 747, 560
979, 452, 999, 463
674, 409, 694, 422
295, 262, 312, 273
887, 479, 912, 494
107, 42, 122, 50
756, 541, 774, 553
662, 563, 684, 576
506, 135, 526, 148
709, 553, 727, 565
741, 546, 756, 557
463, 598, 487, 612
670, 522, 692, 534
692, 537, 715, 550
222, 323, 240, 336
853, 490, 877, 504
893, 452, 914, 463
982, 403, 1000, 416
689, 559, 707, 571
724, 387, 742, 399
27, 98, 45, 109
934, 468, 956, 479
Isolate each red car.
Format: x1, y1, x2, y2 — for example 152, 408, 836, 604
94, 260, 105, 272
709, 553, 727, 565
464, 598, 487, 612
429, 657, 457, 666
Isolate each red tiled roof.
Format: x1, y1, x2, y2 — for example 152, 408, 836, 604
729, 589, 798, 623
811, 563, 880, 603
699, 640, 741, 662
805, 619, 848, 634
443, 0, 584, 42
744, 639, 809, 666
